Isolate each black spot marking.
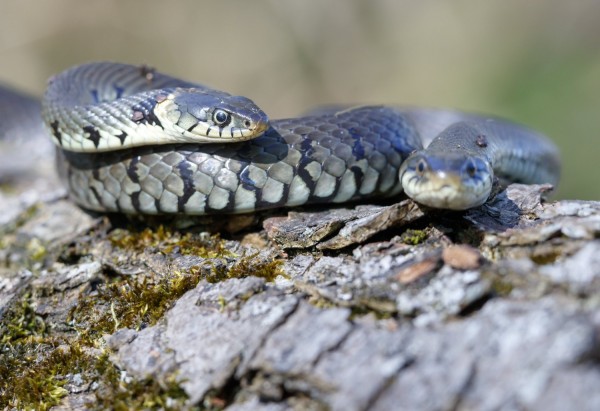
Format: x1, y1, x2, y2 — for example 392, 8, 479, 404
239, 166, 256, 190
300, 137, 313, 153
131, 191, 141, 212
89, 186, 102, 205
131, 102, 163, 129
82, 126, 101, 148
50, 120, 62, 146
350, 165, 365, 192
176, 161, 196, 212
145, 110, 163, 128
113, 86, 124, 99
112, 196, 122, 213
296, 157, 317, 192
279, 183, 290, 206
225, 190, 235, 212
139, 64, 155, 81
476, 135, 488, 148
127, 156, 141, 183
116, 131, 128, 145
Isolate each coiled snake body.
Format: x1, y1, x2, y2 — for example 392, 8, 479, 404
11, 62, 563, 214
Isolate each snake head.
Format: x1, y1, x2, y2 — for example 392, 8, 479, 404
399, 150, 494, 210
159, 89, 270, 143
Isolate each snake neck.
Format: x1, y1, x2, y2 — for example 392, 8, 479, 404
42, 62, 269, 153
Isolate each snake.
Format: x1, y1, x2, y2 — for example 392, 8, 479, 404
3, 62, 561, 214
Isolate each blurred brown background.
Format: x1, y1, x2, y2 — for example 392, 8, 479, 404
0, 0, 598, 200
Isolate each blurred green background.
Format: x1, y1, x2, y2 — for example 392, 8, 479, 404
0, 0, 598, 200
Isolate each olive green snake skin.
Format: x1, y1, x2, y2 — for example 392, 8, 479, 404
2, 62, 561, 214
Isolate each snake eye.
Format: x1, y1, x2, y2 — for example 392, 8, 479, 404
416, 159, 428, 175
213, 109, 231, 126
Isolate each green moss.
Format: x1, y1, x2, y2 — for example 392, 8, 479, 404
307, 295, 338, 310
400, 229, 429, 245
0, 341, 87, 410
0, 209, 49, 270
70, 269, 205, 336
0, 182, 15, 194
0, 293, 47, 343
0, 293, 87, 410
109, 226, 232, 258
91, 353, 201, 411
26, 238, 48, 263
530, 250, 562, 265
0, 337, 199, 411
206, 253, 285, 284
0, 204, 40, 236
491, 278, 514, 296
349, 304, 394, 320
307, 294, 395, 320
1, 225, 284, 409
0, 282, 203, 410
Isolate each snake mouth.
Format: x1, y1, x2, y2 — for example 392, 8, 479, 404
248, 119, 270, 136
399, 151, 493, 210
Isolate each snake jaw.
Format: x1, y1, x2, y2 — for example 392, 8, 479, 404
400, 151, 494, 210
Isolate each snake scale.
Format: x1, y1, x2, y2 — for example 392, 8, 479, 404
5, 62, 561, 214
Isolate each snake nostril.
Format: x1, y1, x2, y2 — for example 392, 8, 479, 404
416, 159, 428, 175
244, 120, 252, 128
465, 161, 477, 178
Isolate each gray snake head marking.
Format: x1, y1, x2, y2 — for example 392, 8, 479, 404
164, 89, 269, 141
41, 62, 271, 152
400, 150, 494, 210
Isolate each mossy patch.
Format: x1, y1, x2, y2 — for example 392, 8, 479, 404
0, 341, 87, 410
91, 353, 202, 411
0, 280, 205, 410
1, 293, 47, 342
206, 252, 285, 284
0, 293, 86, 410
490, 277, 515, 296
530, 249, 562, 265
109, 226, 232, 258
0, 204, 39, 240
400, 229, 429, 245
0, 225, 287, 409
0, 338, 201, 410
70, 269, 205, 336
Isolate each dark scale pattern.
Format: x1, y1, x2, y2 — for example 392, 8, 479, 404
42, 62, 559, 213
82, 125, 101, 148
50, 120, 63, 145
59, 106, 422, 215
130, 93, 172, 127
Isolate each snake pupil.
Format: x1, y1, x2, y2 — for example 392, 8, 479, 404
416, 159, 427, 175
